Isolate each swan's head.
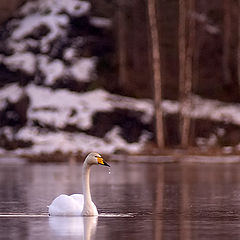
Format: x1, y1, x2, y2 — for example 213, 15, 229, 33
85, 152, 110, 167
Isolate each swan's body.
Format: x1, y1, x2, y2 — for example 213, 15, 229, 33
48, 152, 110, 216
48, 194, 85, 216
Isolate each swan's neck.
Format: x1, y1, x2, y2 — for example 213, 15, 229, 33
82, 162, 98, 216
82, 162, 92, 204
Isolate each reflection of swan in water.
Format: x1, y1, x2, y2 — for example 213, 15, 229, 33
48, 152, 110, 216
49, 216, 98, 239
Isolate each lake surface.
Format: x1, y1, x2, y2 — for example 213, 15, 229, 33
1, 157, 240, 239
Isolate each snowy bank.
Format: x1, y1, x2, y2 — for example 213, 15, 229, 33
2, 82, 240, 155
0, 83, 153, 155
162, 95, 240, 126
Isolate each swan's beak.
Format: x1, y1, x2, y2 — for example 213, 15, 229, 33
97, 157, 110, 167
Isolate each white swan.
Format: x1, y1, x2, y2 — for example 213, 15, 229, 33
48, 152, 110, 216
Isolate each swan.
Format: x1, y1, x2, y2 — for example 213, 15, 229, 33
48, 152, 110, 216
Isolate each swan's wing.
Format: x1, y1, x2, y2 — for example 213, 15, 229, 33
48, 194, 83, 216
70, 194, 84, 203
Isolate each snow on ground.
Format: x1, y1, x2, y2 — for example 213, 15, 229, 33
70, 57, 97, 82
14, 126, 150, 155
162, 95, 240, 126
11, 14, 68, 53
24, 84, 153, 130
2, 52, 36, 75
2, 83, 240, 155
0, 83, 153, 155
0, 0, 98, 85
38, 56, 65, 85
27, 85, 113, 129
10, 0, 90, 52
2, 84, 240, 130
19, 0, 91, 18
0, 84, 23, 110
89, 17, 112, 28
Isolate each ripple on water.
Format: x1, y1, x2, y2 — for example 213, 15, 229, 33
0, 214, 48, 217
0, 213, 135, 218
99, 213, 135, 218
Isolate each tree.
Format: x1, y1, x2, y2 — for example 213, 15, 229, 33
238, 0, 240, 92
147, 0, 165, 148
179, 0, 195, 147
179, 0, 187, 147
117, 0, 128, 91
223, 0, 231, 85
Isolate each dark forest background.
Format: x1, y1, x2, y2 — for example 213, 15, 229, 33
88, 0, 240, 103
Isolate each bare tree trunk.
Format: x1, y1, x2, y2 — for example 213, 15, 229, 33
179, 0, 195, 147
238, 0, 240, 92
147, 0, 165, 148
117, 0, 127, 91
133, 0, 139, 71
179, 0, 187, 147
223, 0, 231, 85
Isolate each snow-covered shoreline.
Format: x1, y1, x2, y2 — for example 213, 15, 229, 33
1, 82, 240, 155
0, 83, 153, 155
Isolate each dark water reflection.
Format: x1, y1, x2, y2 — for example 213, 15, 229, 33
1, 158, 240, 239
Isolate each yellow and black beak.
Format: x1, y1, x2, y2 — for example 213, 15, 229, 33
97, 157, 110, 167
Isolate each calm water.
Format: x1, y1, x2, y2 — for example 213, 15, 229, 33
1, 157, 240, 240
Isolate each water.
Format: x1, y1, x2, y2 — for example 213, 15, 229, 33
1, 158, 240, 239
